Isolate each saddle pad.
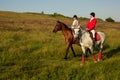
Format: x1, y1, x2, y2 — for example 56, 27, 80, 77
95, 33, 100, 41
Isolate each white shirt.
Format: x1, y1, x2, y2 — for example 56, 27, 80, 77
71, 19, 79, 28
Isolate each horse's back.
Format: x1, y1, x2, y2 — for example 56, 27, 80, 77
97, 32, 106, 43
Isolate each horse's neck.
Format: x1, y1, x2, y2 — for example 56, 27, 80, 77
80, 27, 86, 34
61, 23, 70, 29
61, 27, 72, 35
61, 24, 72, 38
79, 27, 88, 39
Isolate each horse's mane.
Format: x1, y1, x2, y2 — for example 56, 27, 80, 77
80, 26, 86, 31
59, 21, 72, 30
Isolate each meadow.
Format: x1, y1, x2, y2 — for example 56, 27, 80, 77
0, 11, 120, 80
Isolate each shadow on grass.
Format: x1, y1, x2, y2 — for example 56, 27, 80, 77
104, 46, 120, 58
74, 44, 120, 60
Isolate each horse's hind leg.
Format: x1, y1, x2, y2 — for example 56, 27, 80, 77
98, 43, 103, 61
99, 42, 103, 53
71, 45, 76, 57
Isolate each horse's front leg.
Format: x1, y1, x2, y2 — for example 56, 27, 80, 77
71, 45, 76, 57
85, 48, 91, 57
64, 43, 70, 59
81, 46, 86, 64
89, 47, 97, 63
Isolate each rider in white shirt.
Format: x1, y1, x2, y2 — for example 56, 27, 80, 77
71, 15, 80, 38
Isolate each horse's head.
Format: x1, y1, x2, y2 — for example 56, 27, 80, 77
53, 21, 62, 33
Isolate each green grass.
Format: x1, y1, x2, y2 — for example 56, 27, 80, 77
0, 11, 120, 80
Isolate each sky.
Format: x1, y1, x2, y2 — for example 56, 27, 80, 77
0, 0, 120, 21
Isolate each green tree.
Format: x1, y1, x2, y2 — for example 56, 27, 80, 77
105, 17, 115, 22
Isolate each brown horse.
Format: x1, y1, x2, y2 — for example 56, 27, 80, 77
53, 21, 79, 59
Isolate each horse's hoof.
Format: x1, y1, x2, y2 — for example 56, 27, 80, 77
74, 55, 76, 57
98, 59, 100, 62
94, 61, 97, 63
80, 63, 84, 66
85, 55, 88, 58
98, 59, 103, 62
64, 57, 67, 59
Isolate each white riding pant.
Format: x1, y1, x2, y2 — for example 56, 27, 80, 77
91, 30, 95, 38
74, 29, 79, 34
73, 29, 79, 38
71, 25, 80, 38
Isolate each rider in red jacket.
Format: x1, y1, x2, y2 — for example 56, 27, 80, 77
86, 12, 97, 46
86, 18, 96, 30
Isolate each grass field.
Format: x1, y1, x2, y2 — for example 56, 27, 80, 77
0, 11, 120, 80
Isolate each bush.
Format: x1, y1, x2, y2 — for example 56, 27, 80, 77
41, 11, 44, 14
105, 17, 115, 22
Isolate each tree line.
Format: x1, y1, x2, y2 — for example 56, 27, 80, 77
41, 11, 115, 22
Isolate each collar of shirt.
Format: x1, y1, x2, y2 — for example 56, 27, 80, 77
90, 17, 94, 22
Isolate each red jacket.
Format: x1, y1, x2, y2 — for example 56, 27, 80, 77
86, 18, 97, 30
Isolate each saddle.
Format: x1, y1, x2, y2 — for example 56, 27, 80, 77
88, 30, 100, 41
